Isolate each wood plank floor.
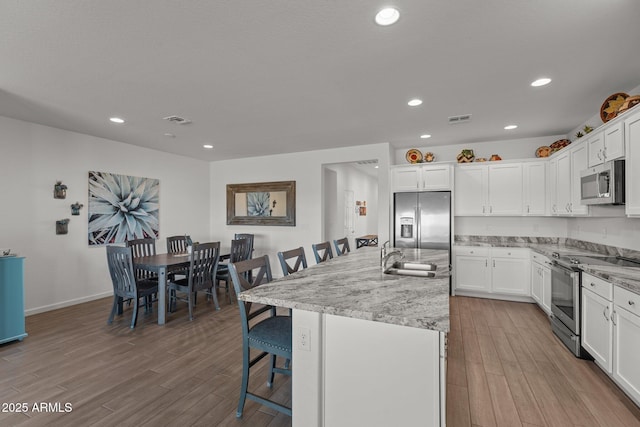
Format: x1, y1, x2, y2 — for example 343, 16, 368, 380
2, 295, 640, 426
448, 296, 640, 427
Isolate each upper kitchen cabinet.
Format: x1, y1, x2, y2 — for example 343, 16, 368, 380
587, 123, 625, 168
523, 161, 546, 215
625, 109, 640, 216
570, 142, 589, 215
454, 162, 523, 216
549, 142, 589, 216
391, 164, 452, 192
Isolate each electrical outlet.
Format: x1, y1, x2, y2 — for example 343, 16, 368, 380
298, 327, 311, 352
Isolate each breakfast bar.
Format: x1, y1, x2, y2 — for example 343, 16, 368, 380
239, 247, 450, 427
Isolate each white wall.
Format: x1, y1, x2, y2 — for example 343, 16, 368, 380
455, 216, 568, 239
568, 217, 640, 251
209, 144, 390, 277
0, 116, 211, 314
393, 135, 566, 165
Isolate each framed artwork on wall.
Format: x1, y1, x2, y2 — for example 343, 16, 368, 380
226, 181, 296, 226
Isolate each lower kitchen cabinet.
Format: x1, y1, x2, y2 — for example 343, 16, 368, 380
613, 286, 640, 406
582, 285, 613, 372
530, 252, 551, 314
454, 246, 530, 298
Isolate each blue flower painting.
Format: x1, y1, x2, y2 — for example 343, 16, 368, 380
247, 192, 271, 216
88, 171, 159, 245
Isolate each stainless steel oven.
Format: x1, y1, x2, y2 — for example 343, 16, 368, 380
549, 261, 583, 356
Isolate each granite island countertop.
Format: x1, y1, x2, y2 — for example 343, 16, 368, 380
455, 236, 640, 296
238, 247, 450, 332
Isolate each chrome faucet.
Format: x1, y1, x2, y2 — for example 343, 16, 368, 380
380, 240, 391, 264
381, 250, 404, 271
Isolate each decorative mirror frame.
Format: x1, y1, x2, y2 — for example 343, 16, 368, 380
226, 180, 296, 226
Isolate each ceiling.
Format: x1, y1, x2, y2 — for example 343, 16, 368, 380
2, 1, 640, 162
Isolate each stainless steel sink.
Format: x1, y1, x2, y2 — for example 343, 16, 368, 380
383, 261, 437, 277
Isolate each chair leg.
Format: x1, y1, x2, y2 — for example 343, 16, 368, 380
267, 354, 276, 388
188, 291, 194, 321
210, 287, 220, 311
131, 299, 139, 329
237, 343, 250, 418
108, 296, 119, 324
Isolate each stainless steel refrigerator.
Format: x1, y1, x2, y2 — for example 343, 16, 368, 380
394, 191, 451, 252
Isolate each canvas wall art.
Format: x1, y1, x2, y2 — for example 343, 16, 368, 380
88, 171, 159, 245
226, 181, 296, 226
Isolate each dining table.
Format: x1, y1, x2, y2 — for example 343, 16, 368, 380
133, 247, 233, 325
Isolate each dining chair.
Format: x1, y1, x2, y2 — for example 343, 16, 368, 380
126, 238, 158, 281
234, 233, 254, 260
228, 255, 292, 418
333, 237, 351, 256
312, 241, 333, 264
216, 238, 251, 303
166, 235, 191, 279
167, 242, 221, 320
277, 246, 308, 276
106, 246, 159, 329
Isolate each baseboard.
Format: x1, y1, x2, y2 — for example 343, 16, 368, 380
453, 290, 536, 304
26, 291, 112, 316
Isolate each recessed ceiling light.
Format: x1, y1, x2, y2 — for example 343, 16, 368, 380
374, 165, 379, 169
203, 144, 213, 149
531, 78, 551, 87
375, 7, 400, 26
164, 133, 175, 138
420, 134, 431, 139
408, 99, 423, 107
504, 125, 518, 130
109, 117, 125, 124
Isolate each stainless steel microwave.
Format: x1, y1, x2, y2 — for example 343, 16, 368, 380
580, 159, 625, 205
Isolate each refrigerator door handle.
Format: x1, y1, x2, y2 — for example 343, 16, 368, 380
416, 206, 421, 247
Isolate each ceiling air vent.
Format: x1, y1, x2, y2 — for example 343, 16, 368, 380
356, 160, 378, 165
163, 115, 192, 125
448, 114, 472, 124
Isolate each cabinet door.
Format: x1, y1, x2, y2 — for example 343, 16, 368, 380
625, 110, 640, 216
454, 165, 487, 216
422, 165, 451, 190
541, 265, 551, 314
487, 163, 523, 215
491, 256, 530, 296
555, 152, 572, 215
530, 264, 542, 305
582, 288, 613, 373
613, 307, 640, 404
548, 157, 559, 215
392, 166, 421, 192
570, 143, 589, 215
523, 162, 546, 215
604, 122, 624, 161
587, 132, 604, 167
454, 255, 490, 292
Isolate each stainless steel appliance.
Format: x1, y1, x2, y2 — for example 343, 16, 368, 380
393, 191, 451, 252
580, 159, 625, 205
550, 252, 640, 357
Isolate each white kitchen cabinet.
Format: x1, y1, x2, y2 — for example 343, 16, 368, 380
582, 283, 613, 373
454, 246, 530, 297
454, 163, 523, 216
523, 161, 546, 215
548, 156, 558, 215
392, 164, 452, 192
453, 246, 491, 292
549, 142, 589, 216
613, 286, 640, 406
570, 142, 589, 215
554, 150, 572, 215
587, 123, 625, 167
530, 252, 551, 314
490, 248, 530, 296
625, 109, 640, 216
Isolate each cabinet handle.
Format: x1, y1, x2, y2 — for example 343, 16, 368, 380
490, 206, 493, 213
590, 282, 595, 287
566, 203, 570, 212
597, 150, 602, 160
612, 310, 617, 326
629, 300, 636, 307
569, 203, 573, 212
483, 206, 486, 214
527, 205, 530, 213
603, 306, 609, 321
602, 148, 607, 160
493, 260, 496, 267
485, 259, 487, 267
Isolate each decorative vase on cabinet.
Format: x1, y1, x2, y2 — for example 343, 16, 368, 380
0, 257, 28, 344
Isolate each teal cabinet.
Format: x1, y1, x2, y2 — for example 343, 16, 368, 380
0, 257, 28, 344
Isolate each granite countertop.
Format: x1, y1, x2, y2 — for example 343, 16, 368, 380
238, 247, 450, 332
455, 236, 640, 295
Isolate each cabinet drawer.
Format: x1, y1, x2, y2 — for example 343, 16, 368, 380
454, 246, 489, 257
531, 252, 551, 265
615, 286, 640, 317
582, 272, 613, 301
491, 247, 528, 259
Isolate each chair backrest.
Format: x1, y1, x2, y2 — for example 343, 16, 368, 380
228, 256, 274, 333
167, 235, 190, 254
277, 247, 308, 276
229, 238, 251, 263
312, 241, 333, 264
106, 246, 137, 299
234, 233, 254, 260
333, 237, 350, 256
187, 242, 220, 293
127, 238, 157, 280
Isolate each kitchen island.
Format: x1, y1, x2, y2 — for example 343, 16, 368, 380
238, 247, 449, 427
